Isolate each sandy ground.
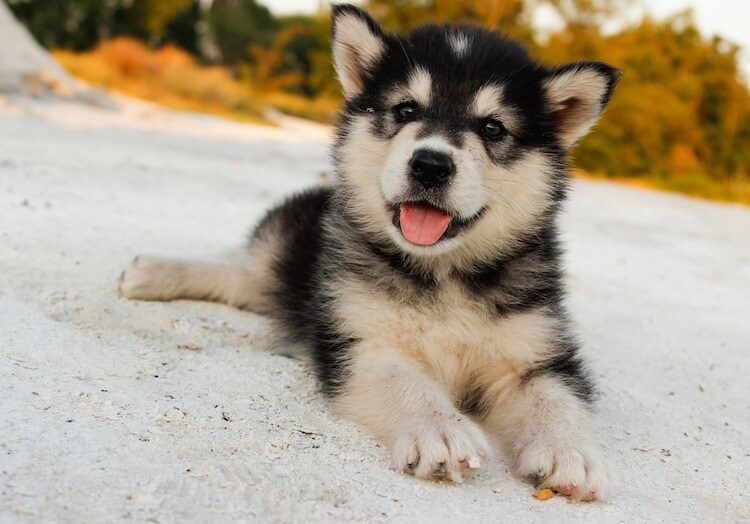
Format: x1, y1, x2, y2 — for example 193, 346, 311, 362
1, 95, 748, 523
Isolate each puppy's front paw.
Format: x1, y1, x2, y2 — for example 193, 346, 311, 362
515, 436, 610, 501
392, 414, 491, 483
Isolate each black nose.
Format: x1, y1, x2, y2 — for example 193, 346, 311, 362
410, 149, 454, 189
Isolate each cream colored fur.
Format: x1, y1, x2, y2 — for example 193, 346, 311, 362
120, 249, 610, 499
385, 67, 433, 108
327, 274, 609, 499
118, 256, 263, 311
334, 346, 491, 483
470, 84, 520, 132
338, 112, 556, 268
484, 375, 610, 501
331, 11, 386, 98
119, 230, 281, 315
544, 67, 611, 149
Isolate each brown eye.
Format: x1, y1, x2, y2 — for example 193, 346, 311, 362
482, 119, 507, 140
394, 102, 418, 123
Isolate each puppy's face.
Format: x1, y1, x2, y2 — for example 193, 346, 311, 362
331, 5, 618, 264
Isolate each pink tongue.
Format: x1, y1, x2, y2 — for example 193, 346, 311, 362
399, 203, 452, 246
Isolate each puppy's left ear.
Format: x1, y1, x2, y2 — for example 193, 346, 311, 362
543, 61, 621, 149
331, 4, 388, 99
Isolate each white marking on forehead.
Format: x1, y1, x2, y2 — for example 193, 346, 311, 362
448, 32, 471, 59
387, 67, 432, 106
471, 84, 519, 131
472, 84, 504, 116
407, 67, 432, 106
413, 135, 454, 154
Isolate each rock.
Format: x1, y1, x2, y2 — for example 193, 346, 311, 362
0, 1, 109, 105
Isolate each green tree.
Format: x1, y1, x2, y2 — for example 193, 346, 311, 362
163, 1, 202, 56
275, 15, 330, 96
7, 0, 113, 50
114, 0, 194, 45
7, 0, 199, 51
207, 0, 278, 64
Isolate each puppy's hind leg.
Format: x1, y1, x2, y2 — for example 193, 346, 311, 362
118, 255, 268, 312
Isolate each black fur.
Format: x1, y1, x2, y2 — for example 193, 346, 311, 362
252, 187, 331, 337
252, 187, 356, 393
523, 331, 595, 403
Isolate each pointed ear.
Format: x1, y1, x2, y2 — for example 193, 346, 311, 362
331, 4, 388, 99
543, 61, 620, 149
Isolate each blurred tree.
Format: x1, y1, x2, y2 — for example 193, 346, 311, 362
162, 1, 202, 56
365, 0, 534, 43
538, 0, 633, 28
245, 25, 310, 92
115, 0, 194, 44
275, 15, 331, 96
6, 0, 199, 51
207, 0, 278, 64
6, 0, 112, 50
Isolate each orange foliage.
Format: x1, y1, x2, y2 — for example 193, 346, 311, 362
54, 38, 266, 122
246, 25, 311, 92
670, 144, 699, 176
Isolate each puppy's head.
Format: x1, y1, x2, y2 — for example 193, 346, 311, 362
331, 4, 619, 265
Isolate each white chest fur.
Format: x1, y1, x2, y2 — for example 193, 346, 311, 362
332, 278, 555, 396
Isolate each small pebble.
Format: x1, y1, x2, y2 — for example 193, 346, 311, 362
534, 488, 554, 501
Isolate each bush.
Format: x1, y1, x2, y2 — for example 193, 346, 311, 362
55, 38, 266, 122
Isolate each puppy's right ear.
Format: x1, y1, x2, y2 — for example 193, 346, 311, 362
331, 4, 388, 99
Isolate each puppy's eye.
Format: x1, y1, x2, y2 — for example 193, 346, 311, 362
394, 102, 418, 123
482, 119, 507, 140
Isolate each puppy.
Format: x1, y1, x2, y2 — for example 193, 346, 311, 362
120, 4, 619, 501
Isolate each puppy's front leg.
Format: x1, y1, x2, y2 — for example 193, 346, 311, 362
334, 346, 491, 482
484, 374, 610, 501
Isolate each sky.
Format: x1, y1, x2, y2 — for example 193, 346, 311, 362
268, 1, 750, 55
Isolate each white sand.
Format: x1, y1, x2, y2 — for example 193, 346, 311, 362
1, 94, 748, 522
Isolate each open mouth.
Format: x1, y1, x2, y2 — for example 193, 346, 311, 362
391, 201, 484, 247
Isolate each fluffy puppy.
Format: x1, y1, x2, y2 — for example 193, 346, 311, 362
120, 4, 619, 501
